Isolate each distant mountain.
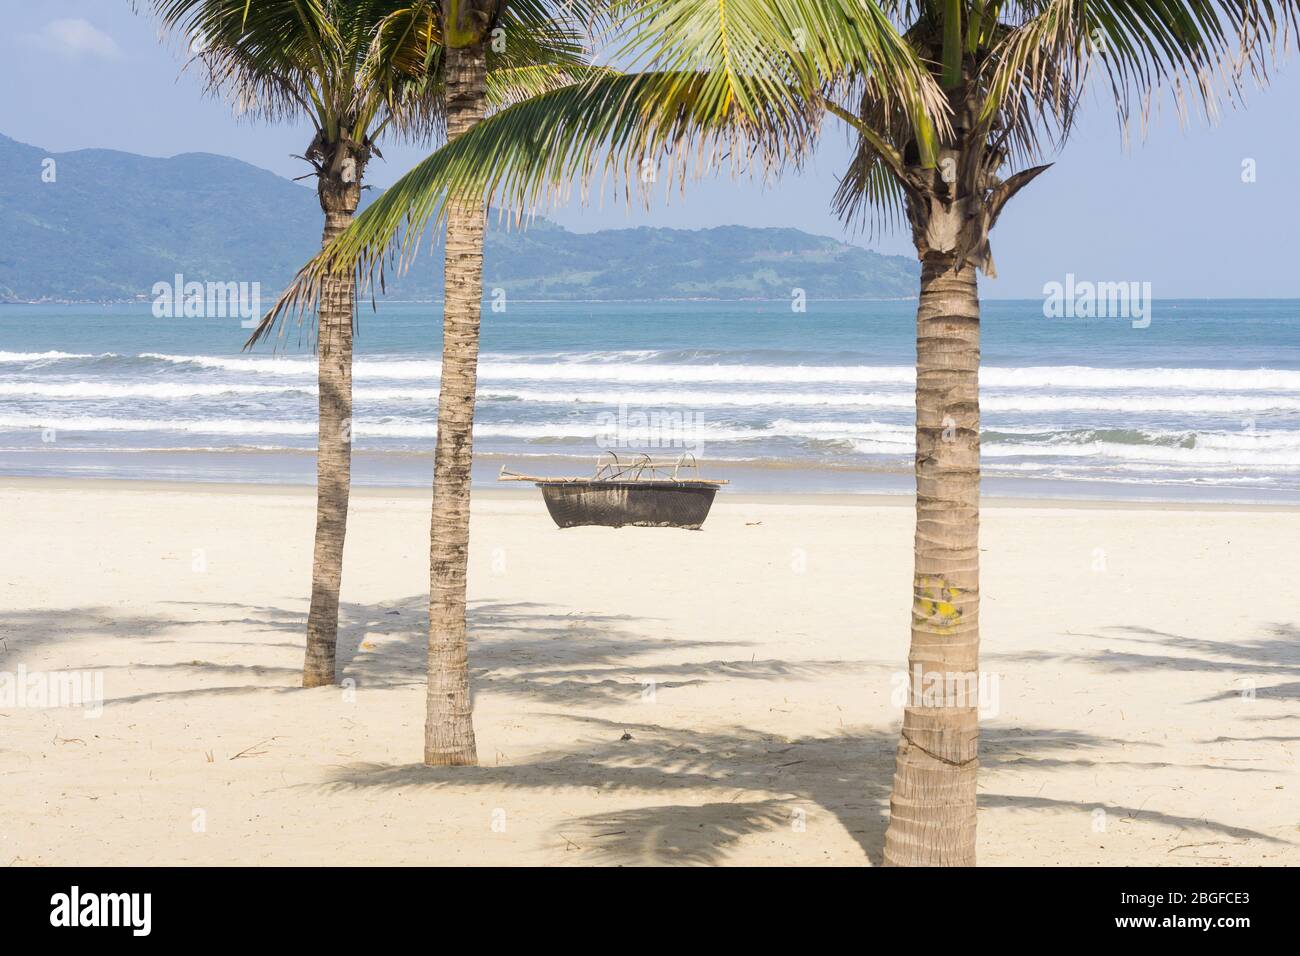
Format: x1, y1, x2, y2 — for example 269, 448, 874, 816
0, 133, 918, 303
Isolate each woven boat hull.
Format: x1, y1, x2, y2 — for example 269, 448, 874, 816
538, 481, 718, 529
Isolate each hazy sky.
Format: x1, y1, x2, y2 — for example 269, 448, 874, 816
3, 1, 1297, 298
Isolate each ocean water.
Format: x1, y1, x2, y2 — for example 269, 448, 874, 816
1, 299, 1298, 501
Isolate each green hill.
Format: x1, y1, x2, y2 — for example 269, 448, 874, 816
0, 133, 918, 303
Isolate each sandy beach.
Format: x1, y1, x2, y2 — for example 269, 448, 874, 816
1, 477, 1296, 866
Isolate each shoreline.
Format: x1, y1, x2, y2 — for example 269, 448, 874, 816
5, 472, 1299, 512
6, 443, 1300, 507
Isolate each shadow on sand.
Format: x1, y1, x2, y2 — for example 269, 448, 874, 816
1, 602, 1291, 864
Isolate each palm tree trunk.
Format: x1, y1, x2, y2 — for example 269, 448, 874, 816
302, 190, 359, 688
424, 42, 488, 766
882, 251, 981, 866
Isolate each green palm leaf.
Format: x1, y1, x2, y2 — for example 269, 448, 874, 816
250, 0, 948, 341
984, 1, 1299, 142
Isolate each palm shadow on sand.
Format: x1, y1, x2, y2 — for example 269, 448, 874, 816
5, 596, 863, 709
2, 601, 1290, 864
986, 622, 1300, 706
315, 714, 1282, 865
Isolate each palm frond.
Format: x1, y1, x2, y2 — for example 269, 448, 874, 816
365, 0, 606, 144
984, 0, 1299, 141
617, 0, 948, 144
249, 0, 950, 343
486, 63, 619, 107
249, 70, 829, 345
836, 0, 1299, 233
152, 0, 345, 128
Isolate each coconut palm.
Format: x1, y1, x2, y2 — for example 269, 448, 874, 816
153, 0, 596, 692
259, 0, 1296, 853
831, 0, 1295, 867
421, 0, 502, 767
237, 0, 608, 762
376, 0, 612, 767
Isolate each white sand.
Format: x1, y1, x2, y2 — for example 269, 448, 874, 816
1, 478, 1296, 866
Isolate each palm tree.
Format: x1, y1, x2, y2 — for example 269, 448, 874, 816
830, 0, 1296, 867
155, 0, 595, 693
390, 0, 613, 766
151, 0, 445, 689
244, 0, 606, 762
260, 0, 1296, 853
421, 0, 502, 766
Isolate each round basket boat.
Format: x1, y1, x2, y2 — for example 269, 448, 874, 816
536, 479, 719, 529
500, 454, 726, 530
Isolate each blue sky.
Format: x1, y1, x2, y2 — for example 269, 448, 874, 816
2, 1, 1297, 298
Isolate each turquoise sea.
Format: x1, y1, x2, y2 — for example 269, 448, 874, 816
2, 298, 1298, 502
